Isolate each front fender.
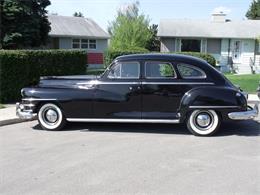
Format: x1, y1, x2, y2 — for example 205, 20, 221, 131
178, 86, 247, 122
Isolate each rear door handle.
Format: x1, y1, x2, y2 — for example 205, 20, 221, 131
129, 86, 141, 91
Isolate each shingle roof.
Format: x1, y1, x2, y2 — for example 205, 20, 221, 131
48, 15, 110, 39
158, 19, 260, 39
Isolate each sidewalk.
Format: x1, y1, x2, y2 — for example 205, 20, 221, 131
0, 104, 29, 126
0, 94, 259, 126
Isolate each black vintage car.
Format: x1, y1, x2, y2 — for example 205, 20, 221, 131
16, 54, 259, 136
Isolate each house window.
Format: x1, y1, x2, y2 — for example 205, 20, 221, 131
72, 39, 96, 49
89, 40, 96, 49
72, 39, 80, 49
81, 39, 88, 49
181, 39, 201, 52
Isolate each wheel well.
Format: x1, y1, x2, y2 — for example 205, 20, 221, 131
35, 101, 61, 113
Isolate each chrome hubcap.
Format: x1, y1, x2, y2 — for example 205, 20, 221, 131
45, 109, 58, 123
196, 113, 211, 127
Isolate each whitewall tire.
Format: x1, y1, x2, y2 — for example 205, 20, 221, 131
38, 103, 66, 130
187, 110, 220, 136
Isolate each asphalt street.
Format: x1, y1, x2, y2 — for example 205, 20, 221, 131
0, 120, 259, 195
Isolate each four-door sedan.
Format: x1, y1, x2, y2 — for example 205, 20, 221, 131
16, 54, 259, 136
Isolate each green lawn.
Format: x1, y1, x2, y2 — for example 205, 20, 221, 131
225, 74, 260, 93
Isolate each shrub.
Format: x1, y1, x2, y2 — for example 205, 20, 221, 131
0, 50, 86, 102
174, 52, 216, 66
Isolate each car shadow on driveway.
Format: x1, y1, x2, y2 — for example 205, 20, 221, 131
32, 120, 260, 137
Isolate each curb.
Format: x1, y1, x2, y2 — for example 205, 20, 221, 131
0, 118, 28, 127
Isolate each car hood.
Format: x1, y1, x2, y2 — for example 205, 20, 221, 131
38, 75, 100, 88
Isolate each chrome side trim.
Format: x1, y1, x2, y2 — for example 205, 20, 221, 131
67, 118, 180, 124
142, 82, 214, 85
189, 106, 239, 109
22, 98, 57, 101
228, 104, 259, 120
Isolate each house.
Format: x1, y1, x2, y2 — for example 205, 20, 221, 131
158, 13, 260, 74
48, 15, 110, 67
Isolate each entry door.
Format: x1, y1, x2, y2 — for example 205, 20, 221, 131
232, 40, 242, 63
93, 61, 142, 119
141, 61, 183, 119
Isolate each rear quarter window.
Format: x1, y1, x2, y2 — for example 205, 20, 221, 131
177, 63, 207, 79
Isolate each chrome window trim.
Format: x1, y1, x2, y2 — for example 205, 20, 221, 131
144, 61, 177, 79
77, 81, 214, 85
107, 61, 141, 79
77, 81, 141, 85
189, 106, 239, 109
67, 118, 180, 123
177, 63, 207, 79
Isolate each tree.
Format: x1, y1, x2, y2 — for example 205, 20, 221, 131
1, 0, 51, 49
73, 12, 84, 17
246, 0, 260, 19
108, 1, 152, 50
146, 24, 160, 51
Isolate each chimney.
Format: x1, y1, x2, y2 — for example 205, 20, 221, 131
211, 11, 226, 22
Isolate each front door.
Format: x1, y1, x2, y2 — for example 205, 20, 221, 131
93, 61, 142, 119
232, 40, 242, 63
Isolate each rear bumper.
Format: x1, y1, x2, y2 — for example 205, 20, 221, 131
228, 104, 259, 120
16, 103, 36, 120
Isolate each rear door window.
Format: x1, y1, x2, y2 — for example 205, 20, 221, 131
145, 61, 176, 79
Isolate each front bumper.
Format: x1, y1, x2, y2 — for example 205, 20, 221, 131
16, 103, 37, 120
228, 104, 259, 120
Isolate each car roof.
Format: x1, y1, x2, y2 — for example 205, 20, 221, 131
115, 53, 207, 64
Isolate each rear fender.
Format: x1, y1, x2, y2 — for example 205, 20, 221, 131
178, 86, 247, 122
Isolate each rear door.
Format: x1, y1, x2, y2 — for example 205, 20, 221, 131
141, 61, 183, 119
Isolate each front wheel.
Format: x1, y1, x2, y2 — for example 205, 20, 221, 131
38, 103, 66, 131
187, 110, 221, 136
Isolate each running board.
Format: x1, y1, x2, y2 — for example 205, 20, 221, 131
66, 118, 180, 124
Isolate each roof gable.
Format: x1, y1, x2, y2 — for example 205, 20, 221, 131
158, 19, 260, 39
48, 15, 110, 39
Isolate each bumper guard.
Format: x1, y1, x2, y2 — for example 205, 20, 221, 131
228, 104, 259, 120
16, 103, 37, 120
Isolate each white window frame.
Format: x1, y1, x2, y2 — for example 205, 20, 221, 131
72, 38, 97, 50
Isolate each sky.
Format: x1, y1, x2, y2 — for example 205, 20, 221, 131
47, 0, 252, 31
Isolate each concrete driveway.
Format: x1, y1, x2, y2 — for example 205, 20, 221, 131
0, 120, 259, 195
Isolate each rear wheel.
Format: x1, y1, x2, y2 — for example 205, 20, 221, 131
187, 110, 220, 136
38, 103, 66, 131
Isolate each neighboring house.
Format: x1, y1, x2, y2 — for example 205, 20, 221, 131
158, 13, 260, 74
48, 15, 110, 67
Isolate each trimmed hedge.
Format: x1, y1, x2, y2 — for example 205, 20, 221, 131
0, 50, 86, 102
174, 52, 216, 67
105, 49, 216, 67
